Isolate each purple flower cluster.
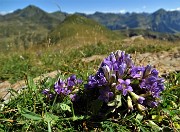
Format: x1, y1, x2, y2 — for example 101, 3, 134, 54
130, 65, 165, 107
85, 51, 134, 103
85, 50, 165, 112
42, 50, 165, 113
43, 75, 82, 101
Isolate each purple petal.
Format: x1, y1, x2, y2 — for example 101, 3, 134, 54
116, 84, 123, 91
70, 74, 76, 80
151, 69, 159, 77
118, 79, 124, 83
127, 86, 133, 92
138, 96, 145, 104
108, 92, 114, 97
123, 89, 128, 96
125, 79, 131, 85
42, 89, 49, 95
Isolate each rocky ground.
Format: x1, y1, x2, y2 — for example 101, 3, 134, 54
82, 47, 180, 74
131, 47, 180, 74
0, 47, 180, 101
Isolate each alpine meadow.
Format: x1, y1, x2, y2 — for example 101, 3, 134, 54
0, 4, 180, 132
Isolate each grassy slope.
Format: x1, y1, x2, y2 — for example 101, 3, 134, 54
0, 13, 180, 83
48, 14, 121, 49
0, 36, 179, 83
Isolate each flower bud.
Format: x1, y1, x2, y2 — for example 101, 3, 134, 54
115, 50, 122, 60
127, 96, 133, 112
143, 65, 152, 78
109, 52, 116, 62
42, 89, 50, 95
102, 65, 110, 80
109, 74, 116, 83
111, 83, 116, 88
129, 91, 145, 104
137, 104, 147, 112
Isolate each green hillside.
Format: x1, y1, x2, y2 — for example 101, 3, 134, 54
0, 5, 65, 51
48, 14, 121, 48
1, 5, 180, 52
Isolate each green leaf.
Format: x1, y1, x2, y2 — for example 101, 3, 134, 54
60, 115, 90, 121
115, 94, 122, 108
107, 94, 122, 108
60, 103, 71, 112
48, 121, 52, 132
139, 126, 148, 132
152, 115, 164, 122
18, 106, 42, 121
147, 120, 162, 132
43, 112, 59, 132
27, 76, 37, 91
43, 112, 59, 125
136, 114, 143, 122
72, 115, 85, 121
107, 100, 116, 107
0, 128, 4, 132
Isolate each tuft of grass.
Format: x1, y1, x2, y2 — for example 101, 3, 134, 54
0, 38, 179, 83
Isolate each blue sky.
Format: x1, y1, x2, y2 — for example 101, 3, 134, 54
1, 0, 180, 15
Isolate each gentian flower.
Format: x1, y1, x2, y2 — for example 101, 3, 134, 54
140, 75, 164, 98
97, 72, 107, 86
43, 74, 82, 101
67, 74, 82, 87
54, 79, 66, 94
85, 70, 107, 89
85, 75, 98, 89
116, 79, 133, 96
85, 51, 165, 113
130, 66, 145, 79
151, 69, 159, 77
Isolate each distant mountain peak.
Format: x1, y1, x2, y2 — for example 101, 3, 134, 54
24, 5, 42, 10
26, 4, 37, 8
22, 5, 46, 13
154, 8, 167, 14
13, 5, 49, 19
156, 8, 166, 12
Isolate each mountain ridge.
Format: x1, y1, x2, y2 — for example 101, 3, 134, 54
1, 5, 180, 33
0, 5, 180, 50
